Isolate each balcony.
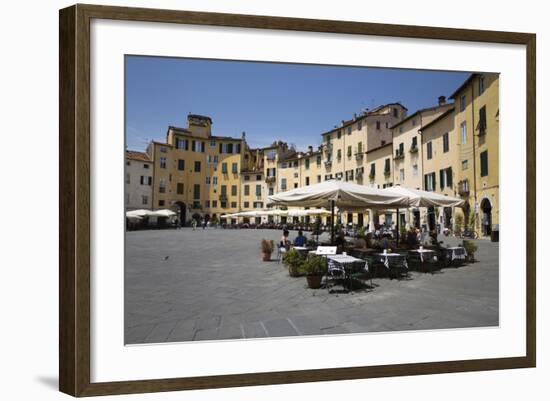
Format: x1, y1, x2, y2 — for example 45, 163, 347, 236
355, 152, 364, 161
394, 150, 405, 160
265, 176, 276, 184
324, 160, 332, 167
324, 143, 333, 152
409, 145, 418, 154
219, 194, 228, 202
384, 169, 391, 177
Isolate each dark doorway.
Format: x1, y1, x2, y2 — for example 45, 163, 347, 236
413, 210, 420, 228
357, 213, 364, 227
427, 206, 436, 231
443, 207, 452, 228
480, 198, 492, 236
175, 201, 186, 226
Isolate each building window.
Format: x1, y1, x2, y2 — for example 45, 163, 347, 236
369, 163, 376, 179
294, 183, 298, 188
281, 178, 287, 191
358, 120, 362, 130
194, 161, 201, 172
480, 151, 489, 177
231, 202, 237, 208
126, 161, 130, 166
305, 177, 310, 186
205, 200, 210, 208
212, 200, 217, 208
269, 187, 274, 196
461, 121, 467, 144
399, 168, 405, 182
213, 176, 218, 186
125, 173, 130, 184
177, 183, 184, 194
141, 195, 148, 205
231, 185, 237, 196
393, 108, 398, 118
256, 175, 261, 181
244, 185, 250, 196
232, 162, 238, 174
479, 75, 486, 95
255, 185, 261, 197
305, 158, 310, 169
443, 132, 449, 153
337, 130, 341, 139
399, 126, 404, 134
460, 95, 466, 112
267, 168, 276, 177
221, 163, 228, 174
376, 121, 381, 130
205, 176, 211, 185
462, 160, 469, 170
244, 201, 250, 208
424, 172, 436, 191
412, 164, 418, 177
193, 184, 200, 199
439, 167, 453, 189
210, 139, 216, 147
294, 172, 299, 178
221, 185, 227, 196
384, 158, 391, 175
140, 176, 152, 185
412, 119, 417, 126
143, 164, 149, 169
478, 105, 487, 134
160, 157, 167, 168
159, 179, 166, 193
159, 200, 165, 206
317, 175, 321, 183
347, 126, 352, 135
411, 136, 418, 150
316, 155, 321, 166
177, 159, 185, 170
337, 149, 342, 160
347, 146, 352, 158
253, 202, 263, 208
175, 138, 188, 150
244, 175, 250, 181
427, 141, 433, 160
160, 147, 167, 153
399, 142, 404, 155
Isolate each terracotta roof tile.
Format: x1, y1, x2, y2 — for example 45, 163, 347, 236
126, 150, 152, 162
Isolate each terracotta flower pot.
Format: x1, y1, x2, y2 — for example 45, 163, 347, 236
306, 275, 323, 289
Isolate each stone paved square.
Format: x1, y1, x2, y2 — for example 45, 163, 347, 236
125, 228, 498, 344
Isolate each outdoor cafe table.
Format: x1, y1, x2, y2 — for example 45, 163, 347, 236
326, 254, 364, 292
445, 246, 466, 262
409, 248, 436, 262
408, 248, 437, 273
374, 252, 408, 276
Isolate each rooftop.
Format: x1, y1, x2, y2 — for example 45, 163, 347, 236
126, 150, 152, 162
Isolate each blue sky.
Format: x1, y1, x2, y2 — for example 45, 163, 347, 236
125, 56, 469, 151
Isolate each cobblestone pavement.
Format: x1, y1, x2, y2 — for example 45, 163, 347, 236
125, 228, 498, 344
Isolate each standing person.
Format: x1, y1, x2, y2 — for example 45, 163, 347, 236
192, 218, 197, 231
202, 217, 207, 230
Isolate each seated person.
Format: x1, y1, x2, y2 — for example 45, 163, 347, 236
406, 227, 418, 248
293, 230, 307, 247
281, 229, 291, 249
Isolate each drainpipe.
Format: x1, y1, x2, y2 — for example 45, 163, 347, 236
471, 81, 478, 229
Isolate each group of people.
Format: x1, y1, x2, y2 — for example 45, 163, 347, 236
280, 229, 308, 249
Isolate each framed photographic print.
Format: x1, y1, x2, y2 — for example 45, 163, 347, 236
59, 4, 536, 397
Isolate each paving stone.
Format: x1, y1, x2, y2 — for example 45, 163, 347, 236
262, 318, 299, 337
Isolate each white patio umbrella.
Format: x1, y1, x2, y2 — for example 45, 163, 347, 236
268, 180, 409, 243
382, 186, 465, 234
287, 208, 333, 217
126, 209, 152, 218
149, 209, 177, 217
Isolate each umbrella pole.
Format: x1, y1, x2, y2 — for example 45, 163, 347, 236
331, 200, 335, 245
396, 208, 400, 248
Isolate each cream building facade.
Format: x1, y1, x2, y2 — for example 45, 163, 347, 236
125, 150, 153, 210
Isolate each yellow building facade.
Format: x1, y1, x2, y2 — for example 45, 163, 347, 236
450, 73, 500, 236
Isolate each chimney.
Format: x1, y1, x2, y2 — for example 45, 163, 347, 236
308, 145, 313, 153
438, 95, 446, 106
241, 131, 246, 139
353, 113, 357, 120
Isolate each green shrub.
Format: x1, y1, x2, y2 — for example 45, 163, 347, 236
463, 239, 478, 256
298, 256, 327, 276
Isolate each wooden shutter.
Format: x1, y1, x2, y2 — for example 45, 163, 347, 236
440, 170, 445, 189
219, 143, 223, 153
201, 141, 205, 152
447, 168, 453, 187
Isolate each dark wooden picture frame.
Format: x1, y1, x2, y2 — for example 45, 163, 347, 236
59, 3, 536, 397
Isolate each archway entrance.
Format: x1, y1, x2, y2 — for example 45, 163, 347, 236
480, 198, 492, 236
175, 201, 186, 227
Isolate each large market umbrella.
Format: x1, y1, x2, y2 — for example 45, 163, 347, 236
268, 180, 409, 243
149, 209, 177, 217
126, 209, 152, 218
382, 186, 465, 237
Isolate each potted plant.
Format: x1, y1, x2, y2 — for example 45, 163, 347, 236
260, 239, 274, 261
298, 256, 327, 288
282, 249, 304, 277
462, 240, 478, 262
